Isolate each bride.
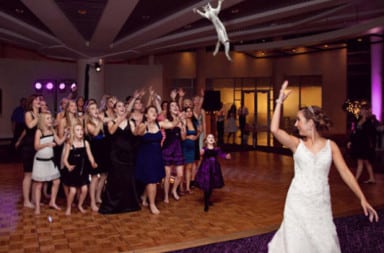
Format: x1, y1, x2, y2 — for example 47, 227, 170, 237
268, 81, 378, 252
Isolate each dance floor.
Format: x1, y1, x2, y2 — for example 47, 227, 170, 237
0, 150, 383, 253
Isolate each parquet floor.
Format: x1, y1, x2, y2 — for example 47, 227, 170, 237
0, 150, 383, 253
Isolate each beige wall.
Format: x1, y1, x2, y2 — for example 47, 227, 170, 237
0, 59, 77, 138
104, 64, 163, 102
156, 49, 347, 134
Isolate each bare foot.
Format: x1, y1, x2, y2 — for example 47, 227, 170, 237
49, 203, 62, 211
96, 199, 102, 204
141, 196, 148, 207
163, 197, 169, 204
149, 204, 160, 215
78, 205, 87, 214
34, 209, 40, 215
91, 205, 99, 212
171, 191, 180, 201
65, 209, 71, 216
24, 202, 35, 209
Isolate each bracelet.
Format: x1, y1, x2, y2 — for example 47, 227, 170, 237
275, 99, 283, 104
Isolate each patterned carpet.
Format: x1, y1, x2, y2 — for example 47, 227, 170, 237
170, 209, 384, 253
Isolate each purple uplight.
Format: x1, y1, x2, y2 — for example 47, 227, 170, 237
34, 82, 42, 90
46, 82, 54, 90
371, 39, 382, 121
58, 82, 66, 90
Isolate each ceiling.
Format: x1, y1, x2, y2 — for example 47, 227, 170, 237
0, 0, 383, 62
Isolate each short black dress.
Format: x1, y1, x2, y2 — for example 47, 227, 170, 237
21, 113, 37, 173
350, 118, 376, 161
87, 129, 109, 175
62, 144, 90, 187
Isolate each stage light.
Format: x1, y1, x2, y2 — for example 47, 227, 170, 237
58, 82, 66, 90
34, 82, 43, 90
45, 81, 54, 90
70, 82, 77, 90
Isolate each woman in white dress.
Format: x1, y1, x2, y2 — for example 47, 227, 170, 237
268, 81, 378, 253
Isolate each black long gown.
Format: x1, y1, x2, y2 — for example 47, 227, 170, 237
99, 121, 141, 214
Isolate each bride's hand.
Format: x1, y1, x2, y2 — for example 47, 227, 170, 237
362, 200, 379, 222
276, 81, 292, 104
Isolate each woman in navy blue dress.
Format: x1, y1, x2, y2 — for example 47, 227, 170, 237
136, 105, 180, 214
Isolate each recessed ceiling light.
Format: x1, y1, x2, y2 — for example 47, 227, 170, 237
324, 44, 329, 48
78, 9, 87, 15
357, 37, 363, 42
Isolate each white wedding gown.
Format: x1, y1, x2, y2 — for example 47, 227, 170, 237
268, 139, 341, 253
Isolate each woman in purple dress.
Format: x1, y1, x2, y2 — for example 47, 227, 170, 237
162, 101, 185, 203
195, 134, 230, 212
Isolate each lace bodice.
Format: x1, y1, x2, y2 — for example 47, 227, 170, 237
291, 139, 332, 196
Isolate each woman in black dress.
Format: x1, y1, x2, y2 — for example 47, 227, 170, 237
99, 100, 141, 214
20, 94, 40, 208
348, 103, 377, 183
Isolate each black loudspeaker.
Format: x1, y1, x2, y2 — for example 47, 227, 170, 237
202, 90, 221, 111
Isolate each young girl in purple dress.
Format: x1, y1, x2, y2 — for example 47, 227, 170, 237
195, 134, 230, 212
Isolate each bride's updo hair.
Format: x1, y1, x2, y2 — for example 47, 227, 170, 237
301, 105, 332, 132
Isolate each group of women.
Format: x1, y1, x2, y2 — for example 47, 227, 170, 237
15, 80, 380, 252
18, 87, 207, 215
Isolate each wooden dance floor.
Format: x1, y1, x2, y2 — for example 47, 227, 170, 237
1, 150, 383, 253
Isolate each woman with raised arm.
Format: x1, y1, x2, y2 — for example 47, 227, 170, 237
85, 101, 108, 212
162, 101, 186, 203
268, 81, 378, 252
99, 96, 141, 214
135, 105, 181, 214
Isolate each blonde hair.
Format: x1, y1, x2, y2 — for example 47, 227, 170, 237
37, 111, 52, 131
85, 101, 103, 136
68, 122, 84, 145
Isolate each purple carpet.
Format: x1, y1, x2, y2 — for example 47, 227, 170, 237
170, 209, 384, 253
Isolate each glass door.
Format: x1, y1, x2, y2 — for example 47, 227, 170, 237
242, 89, 273, 147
